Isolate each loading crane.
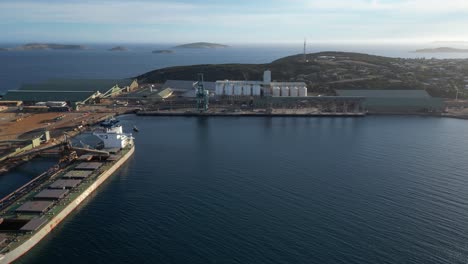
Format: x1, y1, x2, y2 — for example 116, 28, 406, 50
194, 73, 209, 112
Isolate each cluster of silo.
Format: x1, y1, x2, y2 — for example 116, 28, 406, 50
215, 81, 262, 97
272, 85, 308, 97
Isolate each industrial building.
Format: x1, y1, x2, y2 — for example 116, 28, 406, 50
162, 80, 216, 97
2, 79, 138, 109
335, 90, 444, 113
215, 70, 308, 97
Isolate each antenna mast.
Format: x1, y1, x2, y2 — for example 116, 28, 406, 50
303, 38, 307, 62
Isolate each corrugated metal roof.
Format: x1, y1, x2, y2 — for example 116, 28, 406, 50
34, 189, 69, 200
163, 80, 216, 91
49, 179, 82, 189
158, 88, 173, 99
15, 201, 54, 213
63, 170, 92, 179
74, 162, 103, 170
20, 217, 48, 232
20, 79, 135, 92
2, 90, 98, 102
336, 90, 431, 98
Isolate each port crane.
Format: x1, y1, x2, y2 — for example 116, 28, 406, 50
195, 73, 209, 112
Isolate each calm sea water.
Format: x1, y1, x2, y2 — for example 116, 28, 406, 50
1, 45, 468, 263
9, 115, 468, 264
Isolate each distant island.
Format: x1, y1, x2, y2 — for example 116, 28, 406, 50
173, 42, 229, 49
108, 46, 128, 51
152, 50, 175, 54
414, 47, 468, 53
0, 48, 7, 51
432, 41, 468, 45
2, 43, 87, 51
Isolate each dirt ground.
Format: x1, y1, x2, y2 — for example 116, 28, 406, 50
0, 111, 111, 141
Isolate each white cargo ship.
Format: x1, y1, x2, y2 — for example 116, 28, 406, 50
0, 122, 134, 263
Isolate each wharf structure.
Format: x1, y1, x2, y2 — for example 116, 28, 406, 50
2, 79, 138, 110
0, 123, 134, 263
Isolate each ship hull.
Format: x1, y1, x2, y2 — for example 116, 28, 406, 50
0, 145, 135, 263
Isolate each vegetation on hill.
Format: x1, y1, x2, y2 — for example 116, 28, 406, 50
137, 51, 468, 98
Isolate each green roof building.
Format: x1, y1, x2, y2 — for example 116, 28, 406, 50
335, 90, 444, 113
2, 79, 138, 109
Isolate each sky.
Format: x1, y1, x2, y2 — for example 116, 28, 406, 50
0, 0, 467, 44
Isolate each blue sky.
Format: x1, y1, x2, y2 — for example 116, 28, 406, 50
0, 0, 467, 44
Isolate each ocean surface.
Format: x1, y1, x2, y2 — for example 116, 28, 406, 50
1, 43, 468, 92
8, 115, 468, 264
1, 44, 468, 263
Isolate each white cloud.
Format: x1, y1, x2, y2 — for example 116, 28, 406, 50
305, 0, 468, 13
0, 0, 467, 43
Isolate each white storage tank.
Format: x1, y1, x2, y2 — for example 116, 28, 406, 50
263, 70, 271, 84
272, 86, 281, 97
225, 84, 234, 96
215, 82, 224, 95
281, 86, 289, 97
298, 86, 308, 97
242, 84, 252, 96
234, 84, 243, 96
290, 86, 298, 97
252, 84, 261, 96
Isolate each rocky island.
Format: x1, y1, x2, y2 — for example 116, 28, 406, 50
152, 50, 175, 54
5, 43, 87, 51
108, 46, 128, 51
414, 47, 468, 53
173, 42, 229, 49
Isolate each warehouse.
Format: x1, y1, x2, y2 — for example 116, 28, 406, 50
162, 80, 216, 97
335, 90, 444, 113
2, 79, 138, 109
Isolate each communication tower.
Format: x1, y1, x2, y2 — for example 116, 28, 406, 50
303, 38, 307, 62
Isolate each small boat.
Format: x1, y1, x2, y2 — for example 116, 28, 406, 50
133, 125, 139, 132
